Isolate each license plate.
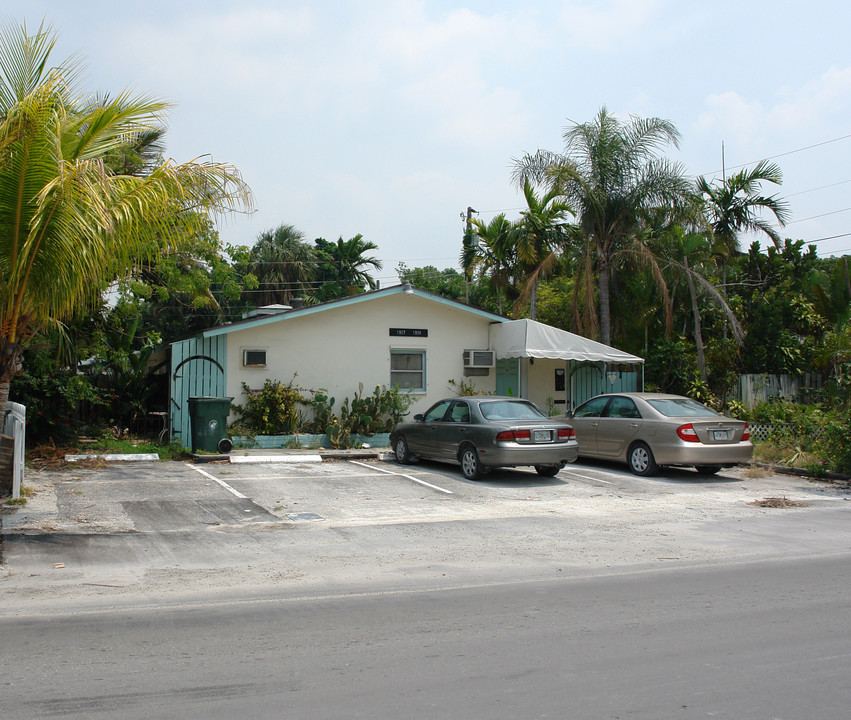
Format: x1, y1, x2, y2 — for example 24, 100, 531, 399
533, 430, 552, 443
712, 430, 729, 441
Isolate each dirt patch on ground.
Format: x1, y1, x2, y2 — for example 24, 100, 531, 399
749, 496, 809, 508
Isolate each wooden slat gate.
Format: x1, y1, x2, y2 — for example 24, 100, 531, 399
169, 335, 227, 447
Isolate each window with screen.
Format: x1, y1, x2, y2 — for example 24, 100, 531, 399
390, 350, 425, 391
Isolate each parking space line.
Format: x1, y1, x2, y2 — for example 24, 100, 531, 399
189, 464, 247, 499
348, 460, 454, 495
564, 469, 616, 484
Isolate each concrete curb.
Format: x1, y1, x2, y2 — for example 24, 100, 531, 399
230, 454, 323, 464
750, 461, 851, 483
190, 448, 394, 465
65, 453, 160, 462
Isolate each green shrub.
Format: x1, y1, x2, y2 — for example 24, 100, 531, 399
230, 381, 412, 448
10, 371, 103, 444
748, 401, 825, 448
812, 409, 851, 474
232, 378, 306, 435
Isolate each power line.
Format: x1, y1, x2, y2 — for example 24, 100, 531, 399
788, 207, 851, 225
785, 178, 851, 198
803, 232, 851, 244
701, 132, 851, 177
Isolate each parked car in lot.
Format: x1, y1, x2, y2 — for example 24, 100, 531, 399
391, 397, 579, 480
567, 393, 753, 476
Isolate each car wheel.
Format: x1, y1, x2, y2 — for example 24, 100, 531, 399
628, 442, 658, 476
535, 465, 560, 477
394, 436, 412, 464
695, 465, 722, 475
459, 445, 482, 480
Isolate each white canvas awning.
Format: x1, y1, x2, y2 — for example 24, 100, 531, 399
490, 319, 643, 364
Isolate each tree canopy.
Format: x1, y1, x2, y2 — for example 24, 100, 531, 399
0, 21, 252, 408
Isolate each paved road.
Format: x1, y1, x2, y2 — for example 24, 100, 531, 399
2, 554, 850, 720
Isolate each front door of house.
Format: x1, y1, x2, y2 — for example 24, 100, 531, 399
495, 358, 519, 397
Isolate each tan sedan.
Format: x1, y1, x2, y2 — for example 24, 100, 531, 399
567, 393, 753, 476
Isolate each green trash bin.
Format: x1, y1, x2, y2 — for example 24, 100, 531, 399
187, 397, 234, 454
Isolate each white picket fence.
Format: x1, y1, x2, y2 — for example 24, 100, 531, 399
3, 401, 25, 500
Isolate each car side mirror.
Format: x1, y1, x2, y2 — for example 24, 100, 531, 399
566, 411, 574, 419
414, 413, 424, 422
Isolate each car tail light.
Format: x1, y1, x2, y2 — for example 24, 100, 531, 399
496, 429, 531, 441
676, 423, 700, 442
557, 427, 576, 440
741, 423, 750, 441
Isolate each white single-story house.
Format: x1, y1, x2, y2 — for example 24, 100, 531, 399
167, 284, 643, 445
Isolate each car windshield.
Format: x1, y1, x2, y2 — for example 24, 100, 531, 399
646, 398, 720, 418
479, 400, 547, 421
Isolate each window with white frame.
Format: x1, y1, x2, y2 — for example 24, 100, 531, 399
390, 349, 425, 391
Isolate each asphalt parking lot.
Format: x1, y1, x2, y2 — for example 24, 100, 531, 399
2, 455, 850, 609
6, 454, 836, 533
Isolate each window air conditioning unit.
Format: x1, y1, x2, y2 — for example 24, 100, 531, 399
463, 349, 495, 369
243, 349, 267, 367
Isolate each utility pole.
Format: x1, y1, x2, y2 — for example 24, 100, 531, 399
461, 206, 478, 303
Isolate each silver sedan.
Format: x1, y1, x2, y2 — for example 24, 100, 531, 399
391, 397, 579, 480
568, 393, 753, 476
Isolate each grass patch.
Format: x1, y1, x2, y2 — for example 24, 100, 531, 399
27, 435, 190, 469
752, 440, 819, 469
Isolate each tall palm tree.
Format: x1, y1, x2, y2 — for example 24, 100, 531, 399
247, 225, 316, 305
509, 179, 573, 320
697, 160, 790, 304
659, 227, 744, 381
0, 22, 252, 409
469, 213, 515, 315
513, 107, 690, 344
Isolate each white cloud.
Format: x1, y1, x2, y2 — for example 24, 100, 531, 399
769, 66, 851, 134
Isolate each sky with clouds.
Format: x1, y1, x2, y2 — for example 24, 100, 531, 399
8, 1, 851, 286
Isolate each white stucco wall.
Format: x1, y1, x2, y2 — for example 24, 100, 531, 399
525, 358, 569, 415
225, 293, 499, 419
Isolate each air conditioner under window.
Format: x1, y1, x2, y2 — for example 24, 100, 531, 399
463, 349, 495, 369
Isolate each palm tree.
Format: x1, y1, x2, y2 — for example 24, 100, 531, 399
323, 234, 383, 294
509, 180, 573, 320
659, 227, 744, 381
697, 160, 790, 291
469, 214, 515, 315
513, 107, 690, 344
247, 225, 317, 305
0, 22, 252, 409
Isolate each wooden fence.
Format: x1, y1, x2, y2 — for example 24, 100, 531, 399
736, 373, 824, 408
